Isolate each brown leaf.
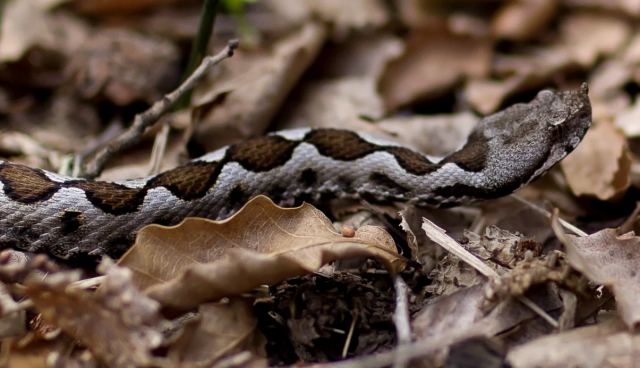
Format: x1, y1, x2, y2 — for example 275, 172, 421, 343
506, 318, 636, 367
376, 112, 477, 157
466, 47, 573, 114
70, 28, 180, 105
560, 12, 631, 68
23, 262, 165, 368
73, 0, 182, 14
563, 0, 640, 17
265, 0, 389, 37
412, 284, 563, 366
560, 121, 631, 200
552, 219, 640, 329
492, 0, 558, 41
0, 0, 86, 62
276, 34, 402, 131
167, 298, 266, 366
379, 28, 491, 111
119, 195, 404, 311
276, 77, 385, 131
192, 22, 327, 149
615, 97, 640, 137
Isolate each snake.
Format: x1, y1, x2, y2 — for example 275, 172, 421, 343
0, 84, 591, 262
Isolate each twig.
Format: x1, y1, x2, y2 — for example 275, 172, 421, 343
82, 39, 239, 179
342, 314, 358, 358
391, 275, 411, 368
421, 218, 559, 328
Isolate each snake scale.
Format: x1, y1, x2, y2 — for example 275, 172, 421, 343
0, 85, 591, 261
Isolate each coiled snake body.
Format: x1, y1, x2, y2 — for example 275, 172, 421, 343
0, 85, 591, 261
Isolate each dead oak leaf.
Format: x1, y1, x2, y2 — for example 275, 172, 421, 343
492, 0, 558, 41
192, 22, 327, 149
560, 12, 632, 68
507, 318, 636, 367
119, 195, 404, 312
552, 218, 640, 329
560, 121, 631, 200
379, 28, 491, 111
167, 298, 266, 367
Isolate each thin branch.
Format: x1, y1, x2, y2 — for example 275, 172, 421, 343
392, 275, 411, 368
82, 39, 239, 179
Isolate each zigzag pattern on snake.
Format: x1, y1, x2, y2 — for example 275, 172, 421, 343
0, 85, 591, 261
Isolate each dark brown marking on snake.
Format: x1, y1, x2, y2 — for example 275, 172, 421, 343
384, 147, 439, 175
266, 184, 288, 204
0, 163, 60, 203
60, 210, 84, 235
368, 172, 409, 195
73, 181, 145, 215
299, 168, 317, 187
147, 161, 220, 200
440, 130, 488, 172
304, 129, 378, 160
336, 176, 356, 194
228, 185, 250, 208
305, 130, 440, 175
227, 135, 298, 171
103, 233, 136, 258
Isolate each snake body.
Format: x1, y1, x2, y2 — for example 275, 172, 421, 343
0, 85, 591, 261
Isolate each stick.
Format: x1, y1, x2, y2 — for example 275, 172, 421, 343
82, 39, 239, 179
392, 275, 411, 368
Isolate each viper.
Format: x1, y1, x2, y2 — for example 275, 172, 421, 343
0, 84, 591, 261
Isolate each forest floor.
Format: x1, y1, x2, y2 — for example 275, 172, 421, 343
1, 0, 640, 367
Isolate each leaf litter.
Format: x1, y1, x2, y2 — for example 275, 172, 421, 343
4, 1, 640, 367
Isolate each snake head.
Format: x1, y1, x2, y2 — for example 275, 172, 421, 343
449, 83, 592, 199
526, 82, 592, 183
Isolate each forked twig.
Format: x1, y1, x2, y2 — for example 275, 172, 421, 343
82, 39, 239, 179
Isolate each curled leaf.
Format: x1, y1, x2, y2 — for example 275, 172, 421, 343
552, 215, 640, 329
119, 195, 404, 311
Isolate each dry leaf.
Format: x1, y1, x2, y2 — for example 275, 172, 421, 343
552, 221, 640, 329
265, 0, 388, 37
167, 298, 266, 366
119, 195, 404, 311
506, 317, 637, 367
192, 22, 327, 149
276, 78, 384, 130
412, 284, 563, 366
589, 60, 633, 102
615, 97, 640, 137
492, 0, 558, 41
23, 262, 165, 368
73, 0, 181, 14
560, 12, 631, 68
563, 0, 640, 17
379, 28, 491, 111
561, 121, 631, 200
276, 34, 401, 131
0, 0, 86, 62
376, 112, 477, 157
466, 46, 574, 114
70, 28, 180, 105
